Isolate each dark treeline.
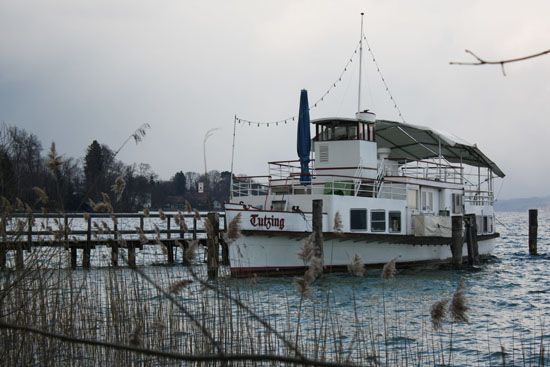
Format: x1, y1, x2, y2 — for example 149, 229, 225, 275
0, 123, 231, 212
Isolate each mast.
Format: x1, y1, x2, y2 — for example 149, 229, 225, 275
357, 12, 364, 112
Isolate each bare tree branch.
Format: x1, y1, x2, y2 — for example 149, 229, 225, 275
450, 48, 550, 76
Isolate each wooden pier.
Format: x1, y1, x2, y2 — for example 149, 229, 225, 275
0, 212, 228, 271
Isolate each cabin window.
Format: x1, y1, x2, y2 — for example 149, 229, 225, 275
488, 216, 494, 233
452, 193, 463, 214
350, 209, 367, 230
421, 191, 434, 212
407, 190, 418, 209
371, 210, 386, 232
389, 211, 401, 233
483, 216, 489, 234
271, 200, 286, 211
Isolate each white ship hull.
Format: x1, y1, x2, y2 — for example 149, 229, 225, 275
227, 206, 498, 277
229, 235, 497, 276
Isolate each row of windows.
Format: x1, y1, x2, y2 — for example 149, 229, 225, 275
350, 209, 401, 233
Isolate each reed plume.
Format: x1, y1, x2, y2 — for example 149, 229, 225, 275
297, 234, 314, 262
333, 211, 343, 234
159, 209, 166, 221
15, 197, 24, 211
194, 209, 201, 221
168, 279, 193, 294
381, 256, 398, 279
185, 240, 197, 263
430, 299, 448, 330
47, 142, 62, 174
226, 213, 242, 241
143, 207, 150, 217
111, 175, 126, 201
135, 227, 148, 244
450, 279, 468, 323
129, 324, 142, 347
83, 212, 91, 221
295, 277, 311, 297
304, 256, 323, 283
347, 254, 365, 276
185, 200, 192, 213
32, 187, 49, 205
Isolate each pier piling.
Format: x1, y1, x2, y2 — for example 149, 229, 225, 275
451, 215, 463, 268
83, 216, 91, 269
312, 200, 324, 265
464, 214, 479, 266
128, 245, 136, 268
70, 248, 77, 269
529, 209, 538, 255
206, 212, 219, 279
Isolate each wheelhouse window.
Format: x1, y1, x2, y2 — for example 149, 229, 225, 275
389, 211, 401, 233
315, 120, 375, 142
350, 209, 367, 230
371, 210, 386, 232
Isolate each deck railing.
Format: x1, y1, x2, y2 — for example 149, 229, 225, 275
232, 173, 406, 200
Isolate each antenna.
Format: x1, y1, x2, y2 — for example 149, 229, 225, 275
357, 12, 364, 112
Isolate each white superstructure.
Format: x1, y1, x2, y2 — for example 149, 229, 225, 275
225, 112, 503, 276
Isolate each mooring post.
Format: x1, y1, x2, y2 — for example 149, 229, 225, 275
127, 245, 136, 268
206, 212, 219, 279
451, 215, 463, 268
312, 200, 324, 266
70, 246, 77, 269
111, 220, 119, 267
220, 214, 230, 266
471, 215, 479, 264
0, 216, 5, 270
464, 214, 479, 265
529, 209, 538, 255
192, 217, 197, 241
63, 215, 69, 249
166, 216, 174, 263
27, 215, 32, 251
464, 215, 474, 266
83, 215, 91, 269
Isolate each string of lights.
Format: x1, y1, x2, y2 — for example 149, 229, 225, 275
235, 40, 362, 127
362, 35, 406, 123
235, 34, 406, 127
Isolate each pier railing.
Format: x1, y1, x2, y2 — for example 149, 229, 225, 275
0, 211, 226, 269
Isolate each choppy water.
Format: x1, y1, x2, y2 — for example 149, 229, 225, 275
4, 211, 550, 366
222, 211, 550, 366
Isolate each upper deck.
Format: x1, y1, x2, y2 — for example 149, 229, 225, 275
231, 117, 502, 209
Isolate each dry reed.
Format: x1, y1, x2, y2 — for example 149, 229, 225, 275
450, 279, 468, 323
430, 299, 448, 330
381, 257, 398, 280
347, 254, 365, 277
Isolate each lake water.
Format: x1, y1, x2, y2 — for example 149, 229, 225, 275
3, 211, 549, 366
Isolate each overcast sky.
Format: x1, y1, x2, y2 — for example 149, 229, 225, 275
1, 1, 549, 199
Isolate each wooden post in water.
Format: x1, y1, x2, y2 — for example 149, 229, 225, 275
471, 215, 479, 264
112, 219, 119, 267
220, 214, 230, 266
192, 217, 197, 241
206, 212, 219, 279
0, 216, 6, 270
451, 215, 463, 268
312, 200, 324, 266
529, 209, 538, 255
464, 214, 479, 266
166, 216, 174, 263
83, 215, 91, 269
